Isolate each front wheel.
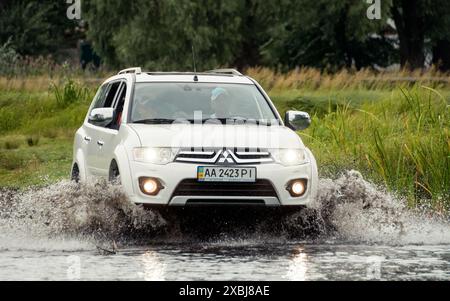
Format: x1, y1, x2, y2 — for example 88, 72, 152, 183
109, 160, 121, 185
71, 164, 80, 183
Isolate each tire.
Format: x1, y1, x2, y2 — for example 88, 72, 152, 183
109, 160, 121, 185
71, 164, 80, 183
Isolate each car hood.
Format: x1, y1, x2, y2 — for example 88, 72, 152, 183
128, 124, 305, 149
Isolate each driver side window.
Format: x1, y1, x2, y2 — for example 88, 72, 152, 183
110, 81, 127, 130
88, 81, 121, 127
90, 84, 108, 113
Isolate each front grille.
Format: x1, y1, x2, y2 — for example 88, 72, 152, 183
185, 199, 266, 206
175, 148, 273, 165
172, 179, 278, 197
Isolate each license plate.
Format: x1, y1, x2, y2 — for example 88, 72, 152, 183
197, 167, 256, 182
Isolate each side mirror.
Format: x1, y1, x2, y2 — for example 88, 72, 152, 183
89, 108, 114, 127
285, 111, 311, 131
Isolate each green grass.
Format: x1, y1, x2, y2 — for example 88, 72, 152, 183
0, 136, 73, 187
270, 89, 394, 117
0, 78, 93, 187
271, 86, 449, 210
0, 77, 449, 211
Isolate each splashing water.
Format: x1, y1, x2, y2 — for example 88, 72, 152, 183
0, 170, 449, 250
0, 180, 166, 251
290, 170, 450, 245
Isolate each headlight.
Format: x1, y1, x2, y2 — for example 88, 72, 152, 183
271, 149, 308, 166
132, 147, 178, 165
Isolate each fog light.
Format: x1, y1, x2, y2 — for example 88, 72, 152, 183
287, 179, 307, 197
139, 177, 163, 196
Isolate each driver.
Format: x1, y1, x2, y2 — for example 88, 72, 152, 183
133, 96, 157, 121
210, 87, 232, 119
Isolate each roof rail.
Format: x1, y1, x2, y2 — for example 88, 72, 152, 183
206, 69, 243, 76
118, 67, 142, 75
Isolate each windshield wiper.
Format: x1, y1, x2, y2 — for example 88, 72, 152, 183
134, 118, 280, 126
187, 118, 280, 126
133, 118, 176, 124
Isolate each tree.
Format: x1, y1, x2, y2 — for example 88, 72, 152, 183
83, 0, 243, 70
391, 0, 426, 70
0, 1, 76, 56
424, 0, 450, 71
2, 0, 447, 72
81, 0, 132, 67
261, 0, 396, 71
432, 40, 450, 71
390, 0, 450, 71
232, 0, 282, 69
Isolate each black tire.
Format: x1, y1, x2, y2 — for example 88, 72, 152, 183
71, 164, 80, 183
109, 160, 121, 185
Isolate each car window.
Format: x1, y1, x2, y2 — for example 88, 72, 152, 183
90, 84, 109, 111
110, 81, 127, 130
88, 81, 122, 127
103, 81, 121, 108
112, 82, 125, 108
130, 83, 278, 124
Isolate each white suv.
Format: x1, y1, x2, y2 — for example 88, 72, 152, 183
72, 68, 318, 207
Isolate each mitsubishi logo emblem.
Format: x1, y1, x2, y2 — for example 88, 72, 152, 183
217, 150, 235, 164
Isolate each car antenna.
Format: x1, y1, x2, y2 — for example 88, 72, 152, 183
192, 44, 198, 82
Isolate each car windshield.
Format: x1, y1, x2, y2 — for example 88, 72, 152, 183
130, 83, 279, 125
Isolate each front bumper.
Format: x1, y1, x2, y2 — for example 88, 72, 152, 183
126, 161, 318, 207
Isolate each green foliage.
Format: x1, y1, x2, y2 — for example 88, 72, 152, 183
0, 1, 75, 56
261, 0, 396, 70
52, 79, 90, 109
0, 150, 24, 170
1, 136, 22, 150
0, 75, 449, 209
82, 0, 399, 71
424, 0, 450, 37
83, 0, 244, 70
0, 39, 20, 75
0, 138, 73, 187
0, 83, 94, 136
0, 106, 17, 133
26, 135, 40, 147
0, 0, 449, 71
293, 86, 450, 207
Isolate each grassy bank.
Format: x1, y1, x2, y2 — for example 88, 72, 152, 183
0, 71, 449, 211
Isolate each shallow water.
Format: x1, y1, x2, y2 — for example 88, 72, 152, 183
1, 242, 449, 281
0, 171, 449, 281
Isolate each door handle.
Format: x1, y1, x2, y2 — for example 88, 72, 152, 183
97, 140, 105, 147
84, 136, 92, 142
